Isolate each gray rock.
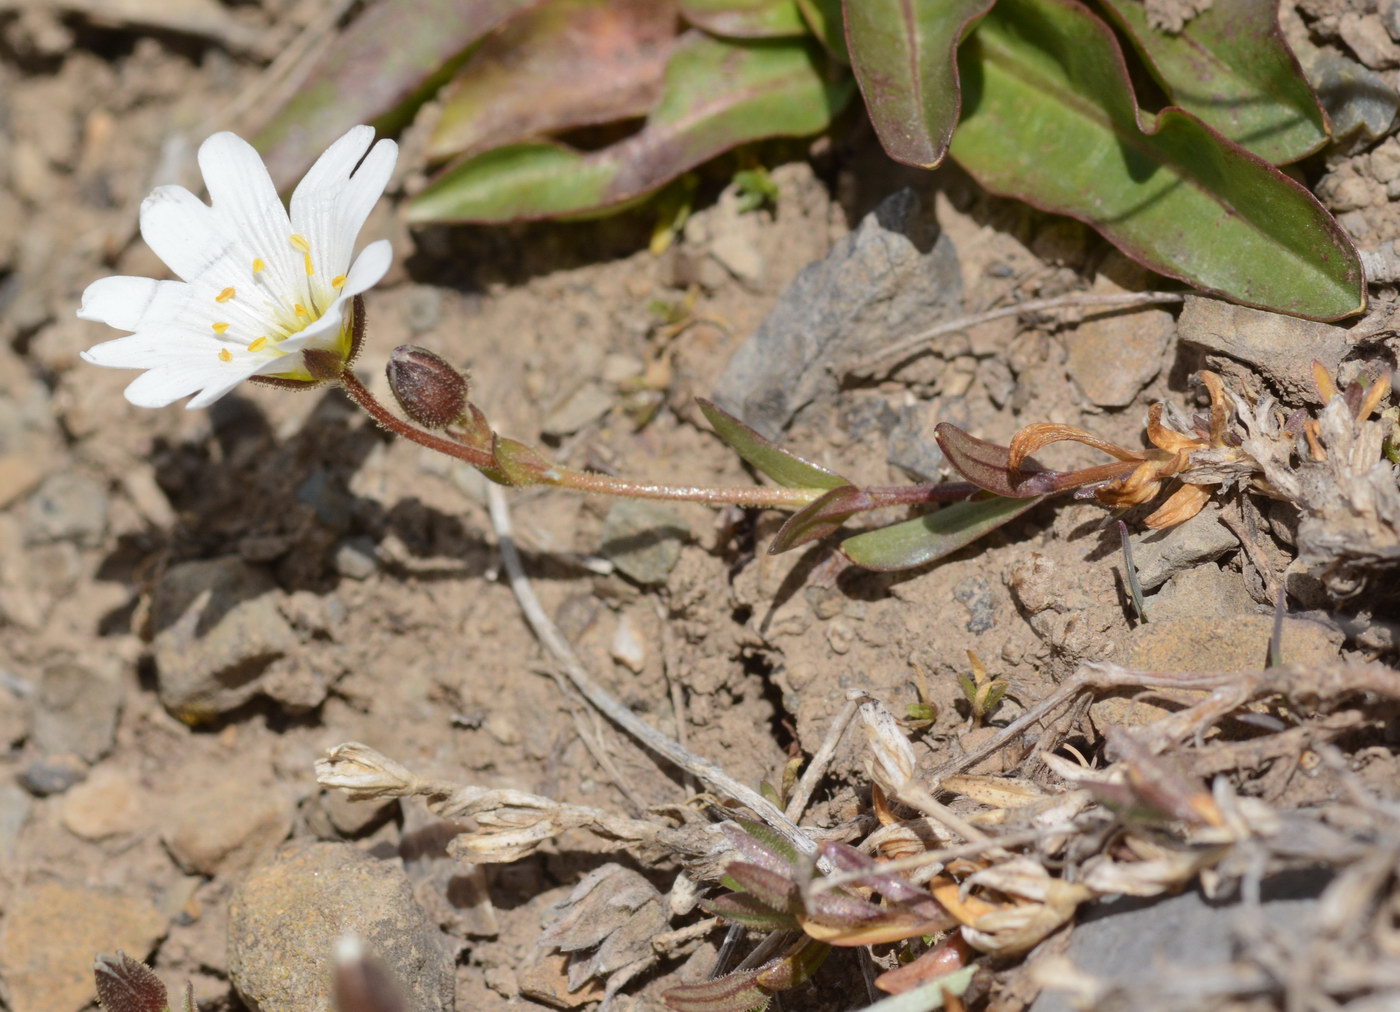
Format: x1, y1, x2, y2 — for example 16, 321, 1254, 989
1031, 869, 1331, 1012
1177, 296, 1351, 403
887, 397, 971, 481
24, 471, 107, 547
600, 500, 687, 586
713, 188, 962, 438
1065, 307, 1174, 408
229, 841, 453, 1012
954, 576, 998, 635
333, 536, 379, 580
31, 660, 122, 764
0, 780, 32, 857
1128, 504, 1239, 591
18, 754, 85, 796
543, 381, 613, 438
151, 557, 300, 721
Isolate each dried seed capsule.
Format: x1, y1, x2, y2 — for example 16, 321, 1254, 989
386, 345, 468, 429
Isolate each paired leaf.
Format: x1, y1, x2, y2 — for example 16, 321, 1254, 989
409, 32, 854, 223
254, 0, 535, 185
681, 0, 809, 37
933, 424, 1054, 498
699, 399, 849, 490
951, 0, 1364, 321
703, 891, 801, 929
845, 0, 994, 167
720, 861, 804, 912
1099, 0, 1328, 165
428, 0, 679, 162
840, 495, 1043, 571
769, 485, 872, 554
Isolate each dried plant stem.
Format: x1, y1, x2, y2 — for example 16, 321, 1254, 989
487, 484, 819, 859
844, 291, 1186, 377
784, 697, 861, 822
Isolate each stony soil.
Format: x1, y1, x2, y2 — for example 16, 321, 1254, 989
1, 2, 1399, 1011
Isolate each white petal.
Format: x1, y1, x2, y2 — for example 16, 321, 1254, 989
81, 328, 208, 369
291, 126, 397, 283
121, 349, 259, 408
197, 132, 303, 299
139, 185, 242, 284
77, 276, 193, 331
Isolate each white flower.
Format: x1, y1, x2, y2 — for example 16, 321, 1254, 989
78, 125, 397, 409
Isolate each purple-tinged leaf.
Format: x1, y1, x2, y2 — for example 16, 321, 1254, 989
845, 0, 994, 167
409, 32, 853, 223
721, 861, 804, 913
701, 891, 801, 929
720, 818, 804, 874
93, 952, 167, 1012
934, 424, 1056, 497
428, 0, 679, 162
253, 0, 537, 186
681, 0, 808, 37
769, 485, 871, 554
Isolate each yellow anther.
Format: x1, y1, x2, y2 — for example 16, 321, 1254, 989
331, 274, 347, 289
289, 234, 310, 253
252, 258, 266, 274
212, 322, 230, 334
218, 348, 233, 362
248, 336, 269, 353
303, 252, 314, 276
294, 304, 308, 318
216, 287, 236, 303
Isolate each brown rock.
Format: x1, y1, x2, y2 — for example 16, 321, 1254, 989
1065, 307, 1174, 408
0, 882, 164, 1012
60, 766, 145, 840
164, 779, 292, 877
228, 841, 453, 1012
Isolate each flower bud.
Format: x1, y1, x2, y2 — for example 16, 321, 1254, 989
386, 345, 468, 429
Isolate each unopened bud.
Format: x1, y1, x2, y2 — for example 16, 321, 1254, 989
387, 345, 468, 429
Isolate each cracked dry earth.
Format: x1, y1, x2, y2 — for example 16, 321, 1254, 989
1, 2, 1400, 1011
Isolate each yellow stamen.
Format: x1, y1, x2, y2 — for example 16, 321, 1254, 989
216, 287, 236, 303
218, 348, 233, 362
248, 336, 269, 353
289, 234, 310, 253
252, 258, 266, 274
301, 253, 312, 276
294, 304, 308, 318
212, 322, 230, 334
331, 275, 347, 290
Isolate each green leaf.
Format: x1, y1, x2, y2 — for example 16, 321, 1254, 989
845, 0, 994, 167
409, 32, 853, 223
1099, 0, 1329, 165
681, 0, 809, 36
254, 0, 535, 186
428, 0, 679, 162
839, 496, 1043, 571
701, 891, 801, 929
860, 965, 977, 1011
698, 399, 849, 490
796, 0, 847, 62
951, 0, 1364, 321
768, 485, 871, 554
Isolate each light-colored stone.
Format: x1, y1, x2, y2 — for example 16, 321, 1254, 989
1066, 308, 1174, 408
0, 882, 165, 1012
164, 778, 293, 877
61, 766, 145, 840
